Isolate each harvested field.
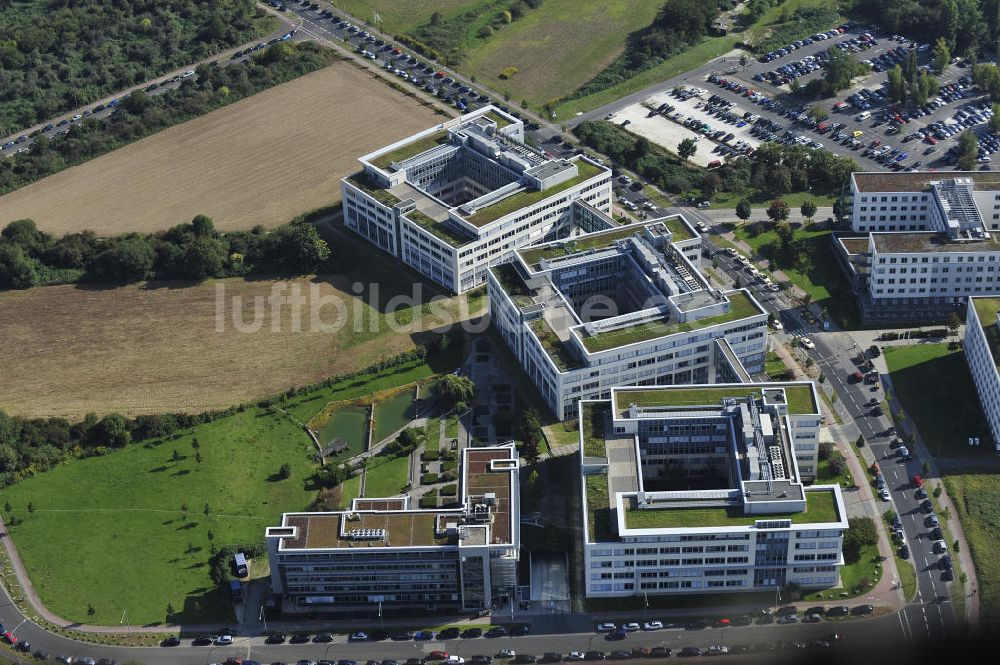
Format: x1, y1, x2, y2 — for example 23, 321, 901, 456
0, 274, 484, 419
0, 61, 442, 235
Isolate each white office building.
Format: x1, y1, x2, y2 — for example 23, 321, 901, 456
341, 106, 612, 293
836, 172, 1000, 323
265, 445, 519, 613
579, 384, 845, 598
488, 221, 770, 421
964, 297, 1000, 447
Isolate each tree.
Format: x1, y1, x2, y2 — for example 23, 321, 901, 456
122, 89, 149, 114
932, 38, 951, 75
766, 199, 790, 223
191, 438, 200, 450
735, 198, 752, 222
87, 604, 95, 617
991, 104, 1000, 134
166, 602, 175, 618
677, 137, 697, 161
89, 414, 131, 448
171, 449, 181, 462
191, 215, 215, 238
953, 539, 961, 553
948, 312, 962, 331
0, 244, 39, 289
518, 408, 543, 464
800, 199, 817, 222
700, 172, 720, 200
842, 517, 878, 563
823, 48, 865, 94
277, 462, 292, 480
957, 130, 979, 170
855, 435, 865, 448
204, 502, 210, 515
433, 374, 475, 409
180, 237, 227, 281
195, 451, 202, 464
887, 65, 907, 104
89, 237, 155, 282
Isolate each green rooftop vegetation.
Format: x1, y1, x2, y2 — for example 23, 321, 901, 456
346, 172, 401, 207
616, 386, 763, 413
614, 383, 816, 415
371, 129, 450, 170
783, 384, 818, 415
492, 263, 533, 308
662, 216, 694, 241
973, 297, 1000, 370
530, 317, 584, 371
466, 160, 604, 227
484, 110, 513, 129
624, 489, 840, 529
405, 210, 470, 249
586, 473, 614, 542
581, 290, 761, 353
582, 402, 607, 458
519, 225, 642, 269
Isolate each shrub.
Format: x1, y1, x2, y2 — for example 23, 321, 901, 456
421, 472, 439, 485
441, 483, 458, 496
500, 66, 519, 79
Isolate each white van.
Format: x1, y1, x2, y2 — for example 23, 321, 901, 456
856, 111, 871, 121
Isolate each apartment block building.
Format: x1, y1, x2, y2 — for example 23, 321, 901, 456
487, 221, 770, 421
836, 172, 1000, 323
580, 384, 845, 598
265, 445, 519, 613
964, 297, 1000, 448
341, 105, 612, 293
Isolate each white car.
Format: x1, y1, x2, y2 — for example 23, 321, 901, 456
799, 337, 816, 350
643, 620, 663, 631
566, 654, 585, 662
498, 649, 515, 658
933, 539, 948, 553
183, 70, 195, 77
214, 635, 233, 645
71, 114, 82, 121
622, 622, 640, 632
879, 488, 891, 501
349, 632, 367, 641
446, 658, 465, 665
596, 623, 616, 632
771, 320, 783, 331
707, 646, 729, 656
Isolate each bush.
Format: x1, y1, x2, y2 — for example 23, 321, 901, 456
441, 483, 458, 496
420, 448, 441, 462
500, 66, 519, 79
421, 472, 439, 485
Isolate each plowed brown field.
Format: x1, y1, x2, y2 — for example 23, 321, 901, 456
0, 61, 442, 234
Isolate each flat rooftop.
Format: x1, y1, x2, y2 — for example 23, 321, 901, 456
853, 171, 1000, 193
272, 447, 515, 551
579, 290, 763, 353
613, 383, 819, 416
838, 236, 869, 254
623, 488, 841, 530
871, 232, 1000, 254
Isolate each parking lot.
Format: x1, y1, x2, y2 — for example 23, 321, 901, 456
700, 22, 1000, 172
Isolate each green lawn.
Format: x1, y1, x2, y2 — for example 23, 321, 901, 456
586, 474, 613, 542
803, 542, 882, 601
554, 34, 742, 119
733, 224, 858, 328
816, 454, 853, 488
884, 344, 992, 457
364, 454, 412, 497
706, 190, 835, 210
466, 161, 603, 226
341, 472, 363, 507
942, 471, 1000, 625
1, 409, 317, 625
373, 388, 418, 443
463, 0, 663, 107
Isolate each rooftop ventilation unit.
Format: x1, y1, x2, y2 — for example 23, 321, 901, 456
348, 528, 387, 540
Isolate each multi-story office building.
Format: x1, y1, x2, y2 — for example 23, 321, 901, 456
265, 445, 519, 613
964, 297, 1000, 448
488, 221, 770, 421
579, 384, 844, 598
836, 172, 1000, 322
341, 106, 612, 293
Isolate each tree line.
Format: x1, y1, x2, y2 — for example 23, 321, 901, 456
847, 0, 997, 59
0, 0, 272, 135
0, 42, 337, 197
0, 212, 332, 289
574, 121, 856, 200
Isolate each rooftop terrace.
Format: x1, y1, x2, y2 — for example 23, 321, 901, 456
518, 225, 643, 270
406, 209, 471, 248
580, 290, 761, 353
623, 488, 840, 530
465, 160, 604, 227
346, 172, 401, 207
492, 262, 534, 307
530, 317, 584, 371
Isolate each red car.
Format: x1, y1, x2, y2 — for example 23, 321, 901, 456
3, 632, 16, 645
912, 475, 924, 488
428, 652, 449, 660
434, 71, 445, 78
